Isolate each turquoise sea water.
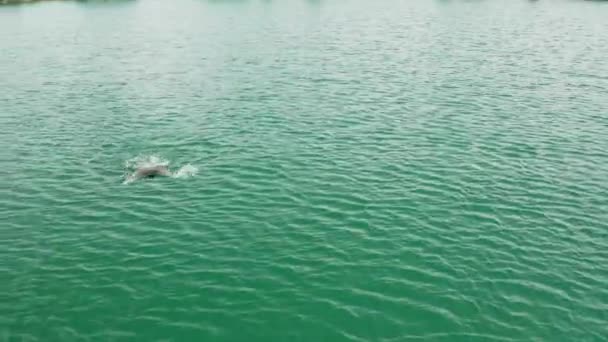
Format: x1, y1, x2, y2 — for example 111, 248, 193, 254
2, 0, 608, 341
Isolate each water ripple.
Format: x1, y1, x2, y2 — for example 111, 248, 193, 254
2, 0, 608, 341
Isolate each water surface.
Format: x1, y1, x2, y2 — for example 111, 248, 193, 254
2, 0, 608, 340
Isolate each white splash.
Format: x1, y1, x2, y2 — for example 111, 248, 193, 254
125, 154, 170, 170
171, 163, 198, 179
123, 154, 197, 184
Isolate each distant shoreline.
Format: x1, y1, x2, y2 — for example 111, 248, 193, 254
1, 0, 57, 4
0, 0, 125, 4
1, 0, 133, 4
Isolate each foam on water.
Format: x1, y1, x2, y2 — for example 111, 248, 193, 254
125, 154, 170, 170
171, 163, 198, 178
123, 154, 198, 184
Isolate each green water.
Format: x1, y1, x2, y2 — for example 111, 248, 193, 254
2, 0, 608, 340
